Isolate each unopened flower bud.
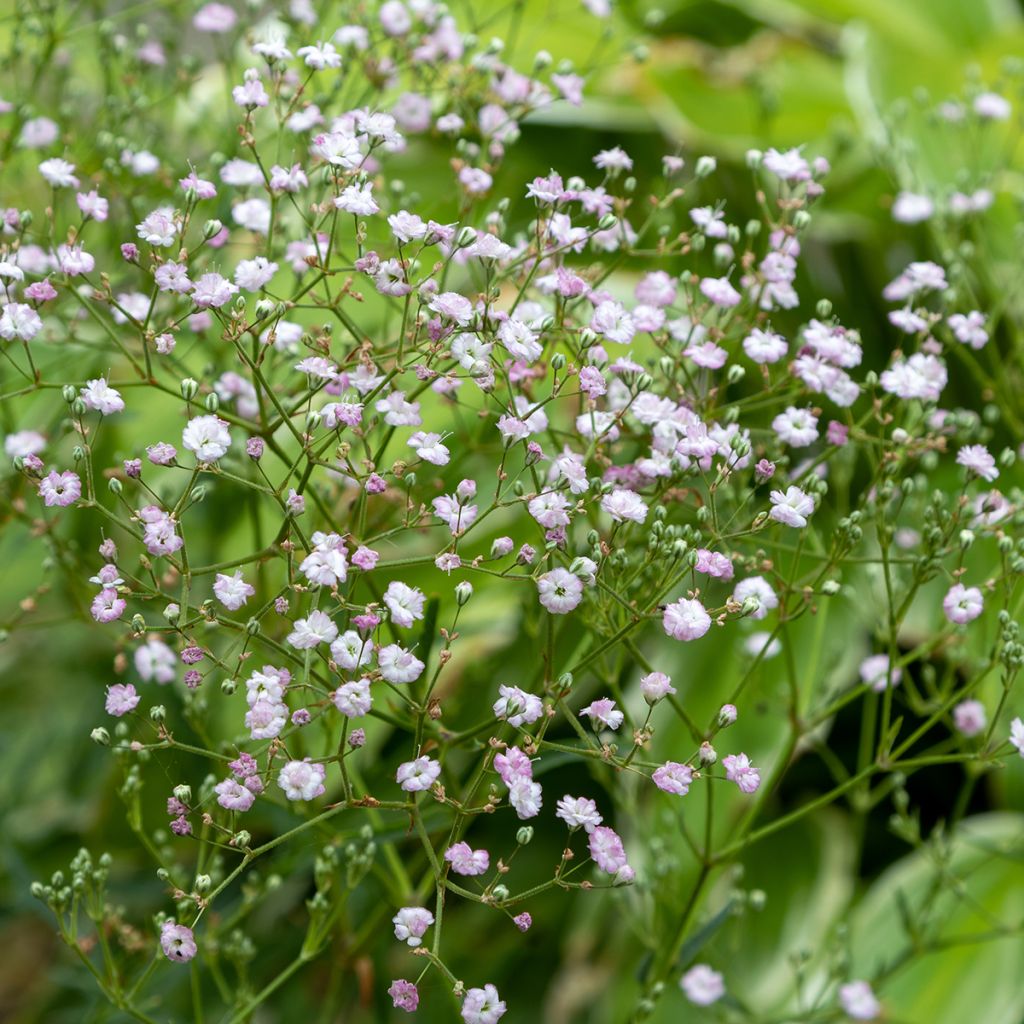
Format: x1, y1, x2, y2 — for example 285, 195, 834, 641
194, 874, 212, 893
699, 741, 717, 765
181, 378, 199, 401
718, 704, 737, 727
695, 155, 717, 178
202, 219, 223, 239
90, 727, 111, 746
173, 784, 192, 803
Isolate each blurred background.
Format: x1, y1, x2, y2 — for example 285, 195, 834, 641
2, 0, 1024, 1021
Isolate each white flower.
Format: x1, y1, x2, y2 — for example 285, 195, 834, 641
378, 643, 425, 683
80, 378, 125, 415
383, 581, 426, 628
181, 415, 232, 462
287, 609, 338, 649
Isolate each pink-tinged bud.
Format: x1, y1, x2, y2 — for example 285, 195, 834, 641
718, 703, 738, 727
699, 741, 717, 765
755, 458, 775, 481
246, 436, 264, 460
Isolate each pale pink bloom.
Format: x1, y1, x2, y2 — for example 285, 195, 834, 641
556, 795, 602, 832
640, 671, 675, 703
38, 470, 81, 506
160, 921, 197, 962
493, 685, 543, 727
378, 644, 425, 683
957, 444, 998, 481
39, 157, 79, 188
277, 759, 325, 800
105, 683, 140, 716
287, 610, 338, 648
384, 582, 426, 628
943, 583, 983, 624
536, 568, 583, 613
388, 980, 419, 1012
859, 654, 901, 692
0, 302, 43, 341
839, 980, 881, 1020
461, 984, 506, 1024
508, 777, 543, 819
892, 191, 933, 223
444, 842, 490, 875
588, 825, 628, 873
333, 678, 372, 717
601, 488, 647, 523
700, 276, 741, 307
579, 698, 624, 730
215, 778, 255, 812
191, 272, 238, 309
723, 753, 760, 793
769, 486, 815, 528
182, 415, 231, 461
732, 576, 778, 620
396, 757, 440, 792
663, 598, 711, 642
681, 964, 724, 1006
953, 699, 987, 737
213, 570, 255, 611
772, 406, 818, 447
653, 762, 693, 795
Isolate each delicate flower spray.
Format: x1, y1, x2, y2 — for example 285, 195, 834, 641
8, 1, 1024, 1022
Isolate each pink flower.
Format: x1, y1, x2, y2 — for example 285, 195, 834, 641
396, 756, 441, 792
277, 759, 326, 801
956, 444, 998, 482
536, 568, 583, 614
769, 486, 815, 528
160, 921, 197, 962
588, 826, 628, 873
953, 700, 987, 737
652, 762, 693, 795
461, 984, 506, 1024
213, 570, 255, 611
105, 683, 140, 716
680, 964, 724, 1006
444, 842, 490, 875
215, 778, 256, 812
556, 795, 602, 832
388, 979, 419, 1012
579, 698, 624, 730
392, 906, 434, 947
493, 685, 543, 727
514, 912, 532, 931
839, 980, 881, 1020
943, 583, 984, 624
663, 598, 711, 642
38, 470, 81, 507
91, 588, 126, 623
722, 753, 760, 793
640, 671, 676, 704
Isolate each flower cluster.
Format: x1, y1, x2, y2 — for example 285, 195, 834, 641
9, 1, 1024, 1022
